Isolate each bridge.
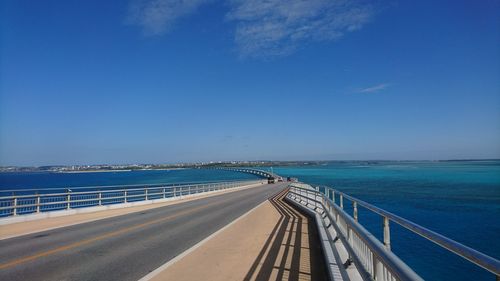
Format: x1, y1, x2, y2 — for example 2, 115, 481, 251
0, 169, 499, 281
212, 167, 281, 180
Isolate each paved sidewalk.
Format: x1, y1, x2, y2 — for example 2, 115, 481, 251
0, 182, 264, 240
147, 188, 327, 281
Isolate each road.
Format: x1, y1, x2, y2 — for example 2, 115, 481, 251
0, 183, 287, 281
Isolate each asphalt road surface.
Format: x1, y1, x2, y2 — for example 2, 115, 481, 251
0, 183, 287, 281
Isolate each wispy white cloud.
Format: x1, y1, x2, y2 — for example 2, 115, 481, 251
127, 0, 375, 57
357, 83, 390, 93
127, 0, 210, 36
227, 0, 375, 58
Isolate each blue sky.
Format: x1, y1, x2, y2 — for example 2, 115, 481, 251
1, 0, 499, 165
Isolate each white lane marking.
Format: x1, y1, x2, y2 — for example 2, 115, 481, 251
137, 198, 270, 281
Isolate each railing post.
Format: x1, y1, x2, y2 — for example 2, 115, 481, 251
163, 187, 166, 198
124, 190, 128, 203
66, 189, 71, 210
13, 197, 17, 216
145, 188, 149, 200
306, 189, 310, 206
353, 201, 358, 222
347, 226, 352, 246
36, 194, 40, 213
383, 216, 391, 250
325, 188, 331, 213
373, 254, 384, 280
332, 190, 336, 205
347, 226, 353, 266
335, 199, 340, 222
98, 191, 102, 206
188, 185, 191, 195
330, 201, 334, 219
315, 186, 319, 209
340, 194, 344, 209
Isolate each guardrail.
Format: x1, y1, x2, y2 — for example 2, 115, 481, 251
0, 179, 258, 196
287, 183, 500, 281
0, 180, 263, 217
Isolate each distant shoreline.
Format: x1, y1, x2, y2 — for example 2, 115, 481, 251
57, 169, 133, 173
1, 159, 499, 173
57, 168, 186, 174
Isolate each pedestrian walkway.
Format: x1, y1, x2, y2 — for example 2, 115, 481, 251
145, 188, 327, 281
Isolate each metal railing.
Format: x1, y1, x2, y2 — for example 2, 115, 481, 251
0, 179, 260, 196
287, 183, 500, 281
0, 180, 263, 217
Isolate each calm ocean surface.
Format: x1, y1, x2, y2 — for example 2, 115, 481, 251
1, 161, 499, 280
0, 169, 260, 191
269, 161, 500, 281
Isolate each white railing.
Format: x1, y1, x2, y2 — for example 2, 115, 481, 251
287, 183, 500, 281
0, 180, 263, 217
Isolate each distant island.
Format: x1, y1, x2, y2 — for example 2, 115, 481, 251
1, 159, 497, 173
0, 161, 323, 173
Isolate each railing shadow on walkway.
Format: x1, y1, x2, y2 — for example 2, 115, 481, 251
244, 188, 328, 281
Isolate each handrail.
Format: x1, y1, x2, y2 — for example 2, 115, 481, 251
0, 179, 253, 194
0, 180, 263, 217
288, 183, 500, 280
0, 184, 214, 200
288, 185, 423, 281
329, 188, 500, 277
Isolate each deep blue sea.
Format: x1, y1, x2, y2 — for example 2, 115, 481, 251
0, 169, 260, 193
1, 162, 499, 280
266, 161, 500, 281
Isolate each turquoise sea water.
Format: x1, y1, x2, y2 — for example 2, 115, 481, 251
267, 161, 500, 281
0, 162, 498, 280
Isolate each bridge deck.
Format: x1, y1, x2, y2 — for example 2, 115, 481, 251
0, 183, 285, 281
144, 188, 328, 281
0, 181, 265, 240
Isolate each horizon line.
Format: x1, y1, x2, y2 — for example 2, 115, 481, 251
2, 158, 500, 168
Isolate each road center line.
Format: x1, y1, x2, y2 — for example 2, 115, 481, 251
0, 196, 231, 270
